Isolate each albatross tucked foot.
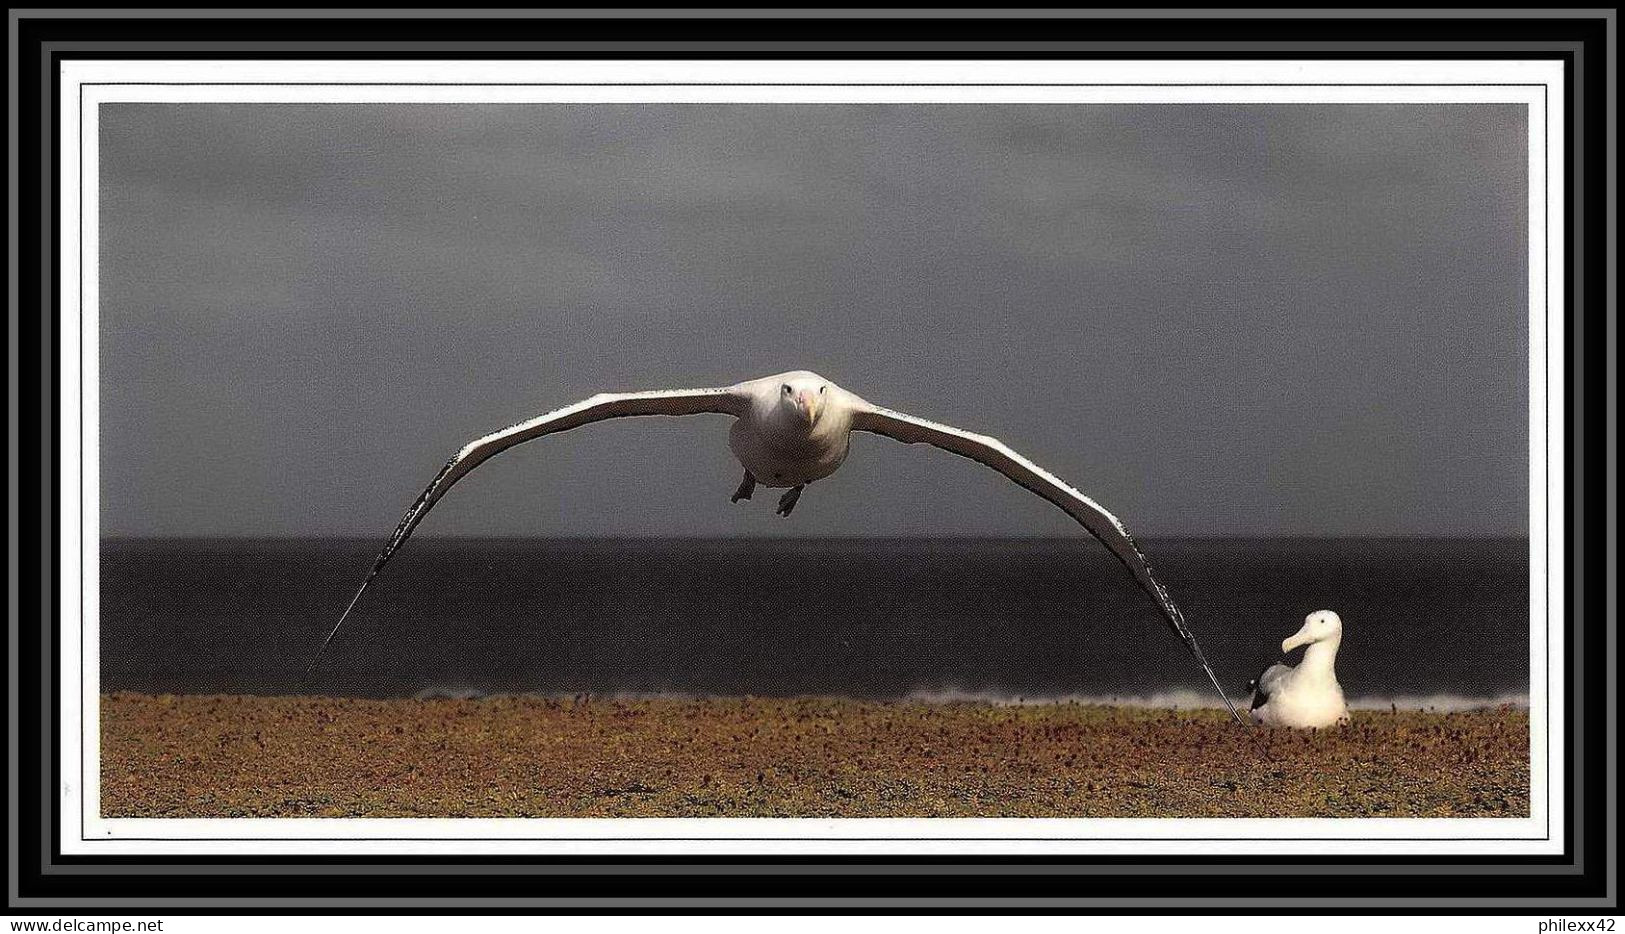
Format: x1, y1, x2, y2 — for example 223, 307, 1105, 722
775, 484, 805, 517
730, 471, 757, 503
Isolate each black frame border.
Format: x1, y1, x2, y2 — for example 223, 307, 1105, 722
8, 9, 1615, 913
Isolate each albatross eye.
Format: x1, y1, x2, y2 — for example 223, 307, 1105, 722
782, 384, 791, 395
819, 386, 826, 394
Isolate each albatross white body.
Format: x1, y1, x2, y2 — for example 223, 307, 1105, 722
726, 372, 856, 513
1248, 610, 1350, 729
311, 369, 1246, 724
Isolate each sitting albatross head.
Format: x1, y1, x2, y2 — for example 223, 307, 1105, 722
1281, 609, 1343, 656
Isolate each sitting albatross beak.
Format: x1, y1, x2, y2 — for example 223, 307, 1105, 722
1282, 620, 1315, 653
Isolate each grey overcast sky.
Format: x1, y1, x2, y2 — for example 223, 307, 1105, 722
99, 103, 1528, 539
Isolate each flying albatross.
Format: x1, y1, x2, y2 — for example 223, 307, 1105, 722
309, 369, 1245, 724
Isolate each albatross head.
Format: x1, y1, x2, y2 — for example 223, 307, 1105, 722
1281, 609, 1342, 653
772, 370, 834, 428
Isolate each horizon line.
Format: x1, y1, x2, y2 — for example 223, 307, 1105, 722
99, 532, 1533, 543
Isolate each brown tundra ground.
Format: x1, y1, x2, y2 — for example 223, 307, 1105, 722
100, 693, 1528, 819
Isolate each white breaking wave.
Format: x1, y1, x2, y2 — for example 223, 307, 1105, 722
405, 684, 1529, 712
409, 686, 704, 702
905, 687, 1220, 709
904, 686, 1529, 712
410, 685, 488, 700
1345, 692, 1529, 712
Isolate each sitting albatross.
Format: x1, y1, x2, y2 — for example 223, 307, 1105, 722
309, 369, 1244, 724
1247, 610, 1350, 728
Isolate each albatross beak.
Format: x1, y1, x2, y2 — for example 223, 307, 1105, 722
797, 392, 819, 425
1281, 626, 1313, 653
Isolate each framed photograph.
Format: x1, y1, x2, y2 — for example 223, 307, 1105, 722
10, 8, 1614, 917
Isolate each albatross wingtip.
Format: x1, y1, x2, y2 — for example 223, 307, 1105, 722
304, 575, 374, 680
1181, 637, 1248, 726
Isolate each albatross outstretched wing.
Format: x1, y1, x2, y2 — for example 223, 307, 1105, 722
308, 386, 750, 674
850, 401, 1245, 724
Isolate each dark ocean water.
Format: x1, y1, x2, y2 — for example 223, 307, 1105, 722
99, 537, 1531, 705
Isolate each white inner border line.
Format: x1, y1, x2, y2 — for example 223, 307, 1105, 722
58, 58, 1565, 857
